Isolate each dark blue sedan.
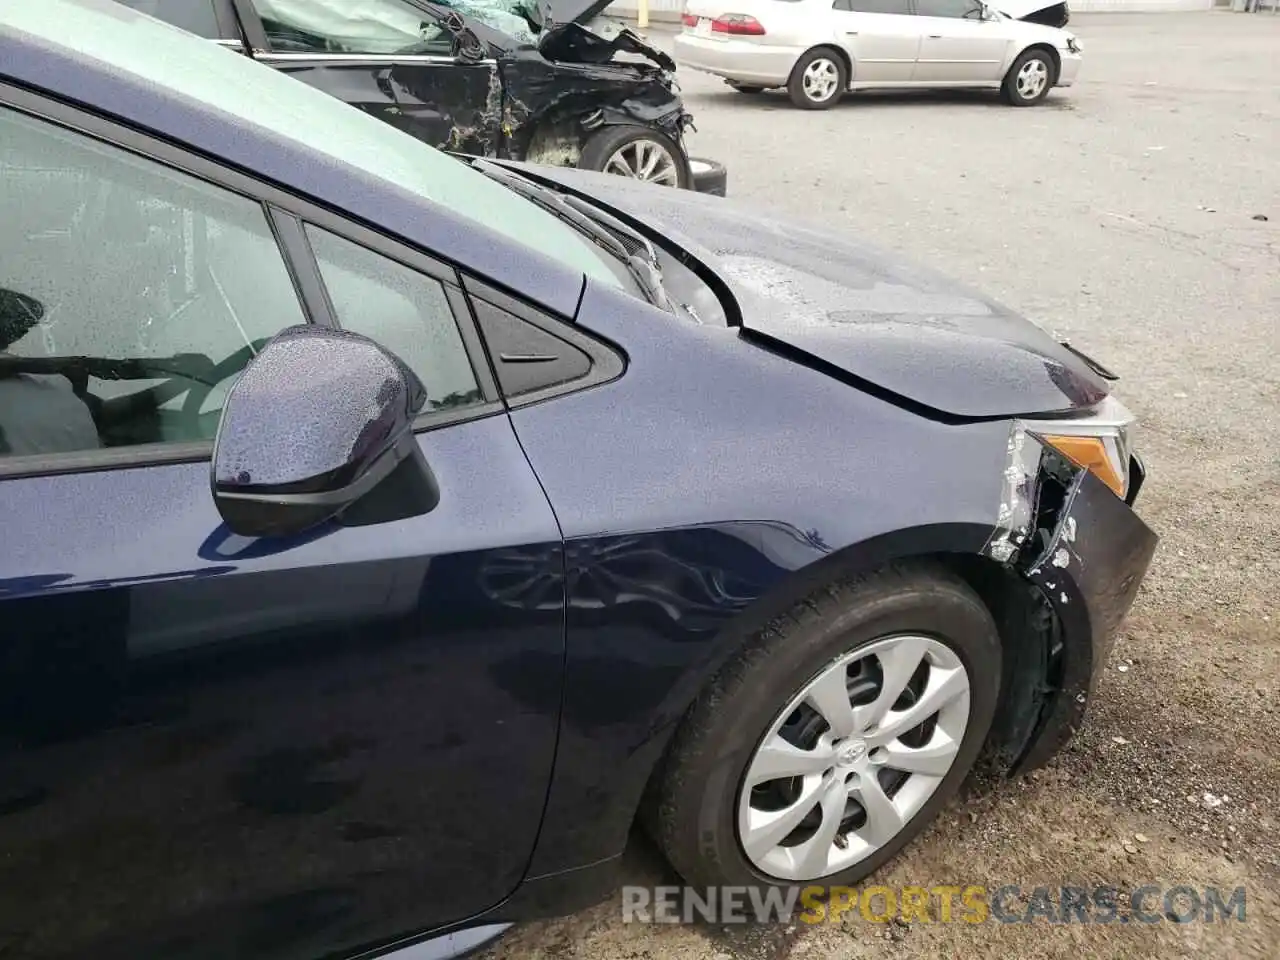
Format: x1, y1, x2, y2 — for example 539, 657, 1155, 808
0, 2, 1155, 958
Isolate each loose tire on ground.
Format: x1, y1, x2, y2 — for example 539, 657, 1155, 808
689, 157, 728, 196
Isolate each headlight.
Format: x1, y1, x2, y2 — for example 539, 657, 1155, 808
1025, 395, 1134, 498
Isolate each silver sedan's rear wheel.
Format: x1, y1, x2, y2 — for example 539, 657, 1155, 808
649, 565, 1000, 888
787, 47, 847, 110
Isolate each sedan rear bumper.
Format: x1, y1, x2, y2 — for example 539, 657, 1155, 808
672, 33, 800, 87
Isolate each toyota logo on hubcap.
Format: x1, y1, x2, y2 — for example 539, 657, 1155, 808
837, 740, 868, 766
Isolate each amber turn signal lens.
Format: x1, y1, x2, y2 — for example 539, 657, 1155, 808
1042, 435, 1125, 497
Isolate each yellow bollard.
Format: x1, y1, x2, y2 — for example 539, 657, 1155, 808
637, 0, 650, 29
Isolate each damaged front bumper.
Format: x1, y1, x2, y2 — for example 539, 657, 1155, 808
985, 432, 1158, 770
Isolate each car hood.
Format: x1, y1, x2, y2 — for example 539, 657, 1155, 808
500, 163, 1110, 420
993, 0, 1054, 14
994, 0, 1071, 26
536, 19, 676, 70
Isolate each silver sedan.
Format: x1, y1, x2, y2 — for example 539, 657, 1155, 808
673, 0, 1083, 109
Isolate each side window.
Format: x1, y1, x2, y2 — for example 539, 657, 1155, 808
835, 0, 913, 12
0, 105, 306, 461
249, 0, 452, 54
305, 226, 483, 412
915, 0, 985, 17
111, 0, 224, 39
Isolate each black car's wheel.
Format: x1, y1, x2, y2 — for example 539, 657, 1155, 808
729, 83, 765, 94
1002, 48, 1056, 106
650, 564, 1000, 889
787, 48, 847, 110
579, 125, 691, 189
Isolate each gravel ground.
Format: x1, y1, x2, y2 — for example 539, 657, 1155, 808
480, 12, 1279, 960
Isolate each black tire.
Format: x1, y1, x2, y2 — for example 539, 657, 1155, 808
689, 157, 728, 197
1001, 47, 1056, 107
787, 48, 847, 110
650, 564, 1001, 890
729, 83, 765, 94
578, 124, 691, 190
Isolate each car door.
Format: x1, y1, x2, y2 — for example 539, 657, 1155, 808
911, 0, 1010, 82
0, 90, 563, 960
231, 0, 505, 156
829, 0, 920, 85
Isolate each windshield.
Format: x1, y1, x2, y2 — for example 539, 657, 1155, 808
2, 0, 621, 288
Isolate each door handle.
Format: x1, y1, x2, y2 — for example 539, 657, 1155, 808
844, 30, 858, 35
927, 34, 941, 38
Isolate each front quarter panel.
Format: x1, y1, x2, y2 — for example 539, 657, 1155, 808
500, 55, 687, 166
509, 277, 1018, 878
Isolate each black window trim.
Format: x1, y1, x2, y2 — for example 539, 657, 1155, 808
227, 0, 270, 51
0, 81, 504, 480
113, 0, 237, 41
462, 277, 625, 410
210, 0, 245, 40
265, 208, 338, 327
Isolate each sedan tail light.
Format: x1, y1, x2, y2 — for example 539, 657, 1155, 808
712, 14, 766, 34
681, 12, 698, 25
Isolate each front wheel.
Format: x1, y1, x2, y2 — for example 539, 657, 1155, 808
1002, 48, 1056, 106
649, 565, 1000, 889
787, 48, 847, 110
578, 125, 691, 189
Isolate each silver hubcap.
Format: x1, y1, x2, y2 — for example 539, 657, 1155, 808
802, 58, 840, 103
603, 139, 680, 187
737, 635, 971, 881
1016, 58, 1049, 100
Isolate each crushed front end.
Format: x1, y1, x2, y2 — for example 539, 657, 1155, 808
500, 14, 717, 191
499, 46, 691, 165
982, 425, 1157, 771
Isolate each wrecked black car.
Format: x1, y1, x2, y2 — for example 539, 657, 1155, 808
115, 0, 726, 194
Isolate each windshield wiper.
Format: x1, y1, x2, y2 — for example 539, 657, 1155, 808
469, 159, 670, 310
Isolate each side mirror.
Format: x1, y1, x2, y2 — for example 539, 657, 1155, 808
211, 325, 432, 538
